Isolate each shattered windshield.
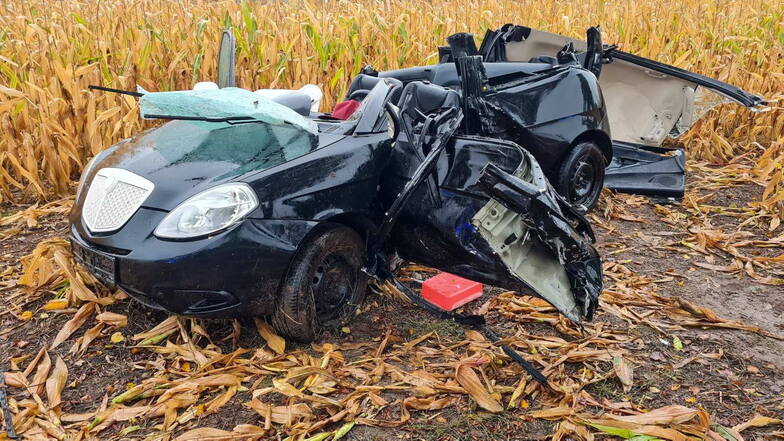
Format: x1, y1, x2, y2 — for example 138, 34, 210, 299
138, 87, 318, 135
142, 119, 317, 182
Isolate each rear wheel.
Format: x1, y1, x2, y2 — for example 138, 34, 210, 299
271, 224, 367, 342
554, 142, 606, 212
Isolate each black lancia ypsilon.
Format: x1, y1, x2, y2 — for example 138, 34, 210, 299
71, 26, 763, 341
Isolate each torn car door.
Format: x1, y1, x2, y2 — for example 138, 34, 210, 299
379, 81, 601, 322
484, 24, 766, 197
491, 24, 765, 145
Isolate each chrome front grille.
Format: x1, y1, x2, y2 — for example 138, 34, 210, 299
82, 168, 154, 233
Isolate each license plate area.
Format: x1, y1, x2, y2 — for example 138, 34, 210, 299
71, 240, 117, 285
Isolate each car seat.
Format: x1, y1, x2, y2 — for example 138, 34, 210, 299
397, 81, 460, 154
329, 75, 403, 121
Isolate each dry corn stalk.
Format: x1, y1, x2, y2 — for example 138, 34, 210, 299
0, 0, 782, 214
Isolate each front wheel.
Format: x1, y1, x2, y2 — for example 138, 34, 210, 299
271, 224, 367, 343
554, 142, 606, 212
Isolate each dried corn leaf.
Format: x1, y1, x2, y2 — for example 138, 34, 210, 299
45, 356, 67, 409
531, 406, 574, 420
30, 351, 51, 396
603, 405, 708, 426
403, 396, 456, 411
96, 311, 127, 327
173, 427, 237, 441
50, 302, 95, 349
53, 250, 102, 303
254, 318, 286, 355
507, 376, 527, 409
90, 404, 151, 432
75, 323, 105, 353
232, 424, 266, 436
733, 415, 782, 433
61, 412, 95, 422
4, 371, 28, 388
158, 374, 240, 402
454, 363, 502, 413
132, 316, 177, 341
206, 386, 238, 413
612, 355, 633, 393
246, 399, 312, 425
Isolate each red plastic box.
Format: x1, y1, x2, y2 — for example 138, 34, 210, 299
422, 272, 483, 311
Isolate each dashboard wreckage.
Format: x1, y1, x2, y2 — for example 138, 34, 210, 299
72, 25, 764, 350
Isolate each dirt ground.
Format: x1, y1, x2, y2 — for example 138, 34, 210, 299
595, 185, 784, 370
1, 166, 783, 440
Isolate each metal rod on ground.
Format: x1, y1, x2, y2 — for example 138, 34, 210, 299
0, 364, 18, 439
483, 329, 549, 385
386, 275, 548, 386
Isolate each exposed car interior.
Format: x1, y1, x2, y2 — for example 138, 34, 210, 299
180, 23, 763, 205
214, 27, 605, 142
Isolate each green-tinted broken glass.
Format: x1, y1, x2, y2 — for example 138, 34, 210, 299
138, 87, 317, 135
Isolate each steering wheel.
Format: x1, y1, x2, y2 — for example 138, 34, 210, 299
384, 101, 401, 141
347, 89, 370, 101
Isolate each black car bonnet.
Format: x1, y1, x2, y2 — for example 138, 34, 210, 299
89, 120, 319, 211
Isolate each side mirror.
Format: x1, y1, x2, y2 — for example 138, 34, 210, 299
217, 30, 236, 88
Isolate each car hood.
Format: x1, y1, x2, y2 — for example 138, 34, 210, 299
88, 119, 317, 210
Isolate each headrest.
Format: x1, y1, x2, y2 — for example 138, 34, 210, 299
399, 81, 460, 118
267, 92, 312, 117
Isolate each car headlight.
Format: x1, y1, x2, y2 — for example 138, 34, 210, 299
154, 183, 258, 239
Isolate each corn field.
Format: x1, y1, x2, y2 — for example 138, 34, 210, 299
0, 0, 782, 217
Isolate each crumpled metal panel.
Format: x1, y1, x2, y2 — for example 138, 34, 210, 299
475, 161, 602, 321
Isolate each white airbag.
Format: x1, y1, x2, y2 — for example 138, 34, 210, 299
255, 84, 323, 112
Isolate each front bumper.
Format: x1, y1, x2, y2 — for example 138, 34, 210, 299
69, 207, 317, 317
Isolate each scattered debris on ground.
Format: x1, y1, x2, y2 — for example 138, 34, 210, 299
1, 161, 783, 440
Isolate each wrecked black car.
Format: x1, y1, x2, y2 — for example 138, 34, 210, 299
466, 25, 766, 198
70, 26, 763, 342
370, 25, 765, 201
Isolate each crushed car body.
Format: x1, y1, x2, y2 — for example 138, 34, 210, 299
472, 24, 766, 198
71, 25, 763, 343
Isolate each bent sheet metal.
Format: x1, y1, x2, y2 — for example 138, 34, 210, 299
478, 24, 766, 198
